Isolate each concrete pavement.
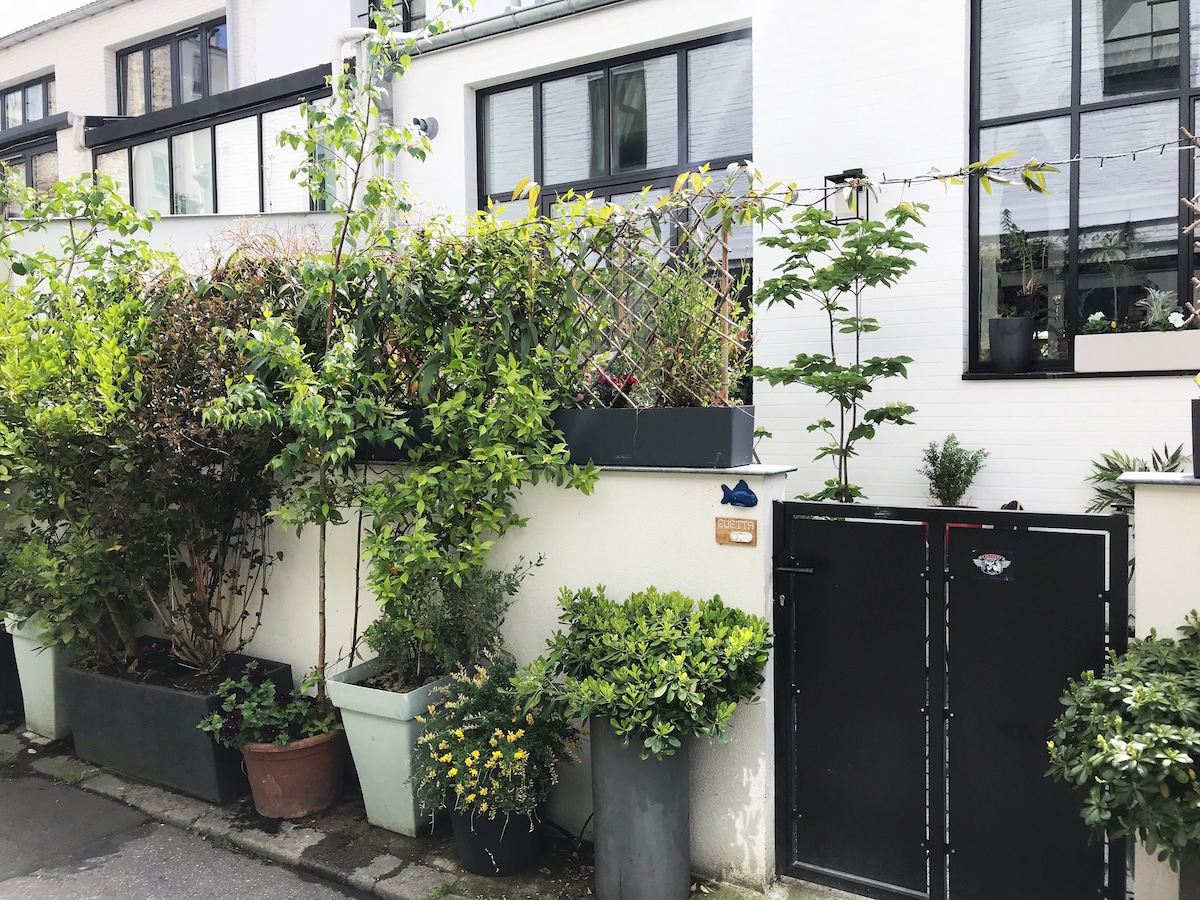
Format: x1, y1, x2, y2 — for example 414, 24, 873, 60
0, 726, 858, 900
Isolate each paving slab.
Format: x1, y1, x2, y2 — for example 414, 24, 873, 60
374, 863, 457, 900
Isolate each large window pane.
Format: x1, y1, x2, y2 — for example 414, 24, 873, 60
31, 151, 57, 194
149, 44, 173, 112
131, 139, 170, 213
96, 149, 131, 203
1082, 0, 1179, 103
1078, 102, 1177, 325
979, 0, 1071, 118
542, 71, 605, 185
611, 56, 677, 174
208, 24, 229, 95
261, 106, 310, 213
122, 52, 146, 116
4, 91, 22, 129
23, 83, 43, 123
687, 39, 752, 163
215, 118, 259, 214
3, 160, 26, 216
978, 118, 1070, 361
179, 32, 203, 104
481, 87, 533, 197
171, 129, 213, 214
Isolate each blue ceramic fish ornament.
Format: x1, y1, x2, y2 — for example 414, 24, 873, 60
720, 479, 757, 508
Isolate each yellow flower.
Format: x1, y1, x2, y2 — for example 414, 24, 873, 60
454, 728, 465, 740
466, 793, 476, 803
513, 749, 528, 760
526, 713, 534, 725
439, 753, 453, 763
478, 787, 488, 796
438, 740, 449, 751
492, 749, 503, 759
479, 801, 488, 812
447, 767, 458, 777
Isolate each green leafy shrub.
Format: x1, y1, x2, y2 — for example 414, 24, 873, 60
415, 654, 578, 819
918, 434, 989, 507
517, 586, 772, 759
1085, 444, 1186, 513
1047, 611, 1200, 866
199, 662, 338, 749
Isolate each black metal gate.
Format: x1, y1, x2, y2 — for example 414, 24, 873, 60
772, 501, 1128, 900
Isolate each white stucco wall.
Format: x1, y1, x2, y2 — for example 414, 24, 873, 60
237, 466, 790, 890
390, 0, 1199, 517
1120, 473, 1200, 900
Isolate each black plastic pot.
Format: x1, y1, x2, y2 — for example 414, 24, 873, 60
449, 805, 544, 876
0, 628, 21, 728
1193, 399, 1199, 479
64, 649, 292, 803
552, 406, 754, 468
988, 317, 1035, 374
590, 717, 690, 900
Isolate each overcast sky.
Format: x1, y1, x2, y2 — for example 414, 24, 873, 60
0, 0, 95, 39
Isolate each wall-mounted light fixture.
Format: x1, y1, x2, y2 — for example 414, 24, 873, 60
413, 116, 439, 140
824, 167, 868, 224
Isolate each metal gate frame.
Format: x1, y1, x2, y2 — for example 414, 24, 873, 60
772, 500, 1129, 900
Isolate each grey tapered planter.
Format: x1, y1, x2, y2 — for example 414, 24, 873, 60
328, 658, 450, 836
590, 717, 691, 900
3, 615, 76, 740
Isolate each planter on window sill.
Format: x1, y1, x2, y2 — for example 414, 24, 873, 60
552, 405, 754, 468
1073, 330, 1200, 374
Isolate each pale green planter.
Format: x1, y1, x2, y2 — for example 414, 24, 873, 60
328, 658, 450, 836
3, 614, 77, 740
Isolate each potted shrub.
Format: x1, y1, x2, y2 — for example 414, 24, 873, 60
415, 654, 578, 876
518, 585, 772, 900
328, 565, 531, 836
918, 434, 989, 507
199, 662, 344, 818
1047, 611, 1200, 868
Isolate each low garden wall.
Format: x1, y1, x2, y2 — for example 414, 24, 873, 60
238, 464, 794, 890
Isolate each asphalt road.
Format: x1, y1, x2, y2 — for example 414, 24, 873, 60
0, 773, 371, 900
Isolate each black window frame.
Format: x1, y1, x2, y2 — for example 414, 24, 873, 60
367, 0, 426, 31
1, 140, 57, 188
90, 65, 333, 216
475, 29, 753, 219
117, 17, 228, 116
1, 75, 55, 132
969, 0, 1198, 375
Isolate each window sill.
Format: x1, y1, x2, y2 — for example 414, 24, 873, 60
963, 368, 1198, 380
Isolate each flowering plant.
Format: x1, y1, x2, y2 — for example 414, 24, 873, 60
415, 654, 578, 820
1082, 311, 1119, 335
198, 662, 339, 749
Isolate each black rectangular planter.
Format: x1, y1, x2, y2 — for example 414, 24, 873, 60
1194, 399, 1199, 479
64, 653, 292, 804
552, 406, 754, 468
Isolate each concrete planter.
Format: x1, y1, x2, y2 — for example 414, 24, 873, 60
590, 717, 691, 900
1074, 330, 1200, 373
3, 615, 76, 740
328, 658, 450, 836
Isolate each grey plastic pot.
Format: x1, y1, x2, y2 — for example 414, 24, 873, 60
590, 717, 691, 900
328, 658, 450, 836
3, 615, 76, 740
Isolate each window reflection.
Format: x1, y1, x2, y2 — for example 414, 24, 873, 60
481, 87, 533, 198
542, 72, 605, 185
1082, 0, 1180, 102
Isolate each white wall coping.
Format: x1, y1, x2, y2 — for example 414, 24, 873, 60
599, 464, 796, 476
1118, 472, 1200, 487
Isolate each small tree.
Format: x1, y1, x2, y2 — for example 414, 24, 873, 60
752, 203, 928, 502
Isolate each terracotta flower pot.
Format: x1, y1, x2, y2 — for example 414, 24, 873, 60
241, 729, 346, 819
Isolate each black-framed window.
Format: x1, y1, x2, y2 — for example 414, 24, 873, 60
476, 31, 752, 221
367, 0, 426, 31
971, 0, 1200, 373
93, 102, 331, 216
2, 76, 55, 131
118, 18, 228, 116
2, 142, 59, 216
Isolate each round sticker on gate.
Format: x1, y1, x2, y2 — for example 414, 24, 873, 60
972, 552, 1012, 579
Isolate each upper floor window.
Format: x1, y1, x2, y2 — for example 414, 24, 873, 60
3, 144, 59, 216
971, 0, 1199, 373
477, 32, 752, 219
2, 76, 55, 131
118, 19, 228, 116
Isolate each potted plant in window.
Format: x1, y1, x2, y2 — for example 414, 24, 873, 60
989, 209, 1047, 374
517, 585, 772, 900
1074, 287, 1200, 373
415, 654, 578, 876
